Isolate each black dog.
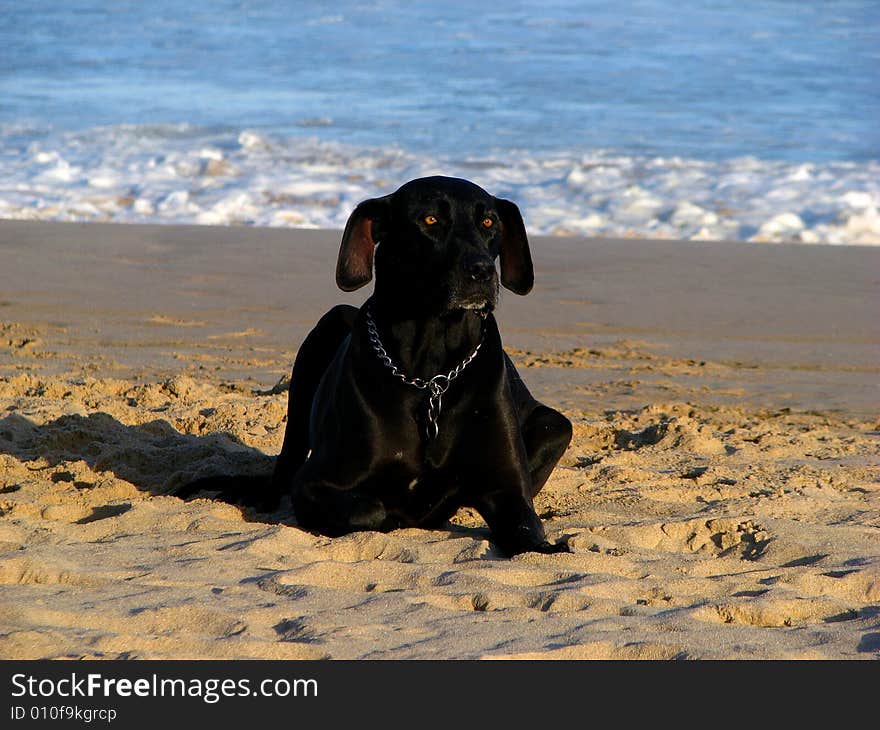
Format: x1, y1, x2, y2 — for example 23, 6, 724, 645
266, 176, 572, 556
182, 176, 572, 555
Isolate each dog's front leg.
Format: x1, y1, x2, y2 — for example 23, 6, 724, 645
473, 482, 568, 556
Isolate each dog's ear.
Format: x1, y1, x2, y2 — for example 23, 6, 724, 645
495, 197, 534, 295
336, 195, 391, 291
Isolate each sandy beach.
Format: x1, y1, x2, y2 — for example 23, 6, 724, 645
0, 219, 877, 659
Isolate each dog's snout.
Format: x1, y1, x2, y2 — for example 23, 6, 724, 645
465, 255, 495, 282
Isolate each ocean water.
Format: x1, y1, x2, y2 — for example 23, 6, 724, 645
1, 1, 878, 243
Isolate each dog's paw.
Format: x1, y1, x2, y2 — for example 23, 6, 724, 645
537, 540, 571, 554
523, 540, 571, 555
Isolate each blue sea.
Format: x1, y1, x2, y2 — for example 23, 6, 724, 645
1, 0, 878, 243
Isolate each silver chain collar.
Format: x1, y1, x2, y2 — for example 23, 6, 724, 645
365, 303, 483, 440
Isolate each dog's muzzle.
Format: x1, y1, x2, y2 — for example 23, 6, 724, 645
449, 256, 498, 314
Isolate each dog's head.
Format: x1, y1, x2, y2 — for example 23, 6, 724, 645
336, 176, 533, 314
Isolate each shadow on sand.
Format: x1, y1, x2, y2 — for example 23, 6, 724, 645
0, 410, 283, 524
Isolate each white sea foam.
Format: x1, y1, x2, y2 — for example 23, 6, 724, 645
0, 124, 878, 245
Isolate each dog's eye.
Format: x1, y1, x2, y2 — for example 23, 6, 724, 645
482, 217, 494, 228
424, 215, 438, 226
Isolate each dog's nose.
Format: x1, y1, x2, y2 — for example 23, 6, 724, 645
465, 255, 495, 282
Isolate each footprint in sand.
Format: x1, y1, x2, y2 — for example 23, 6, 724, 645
272, 616, 322, 643
691, 596, 854, 628
0, 556, 105, 588
577, 517, 772, 560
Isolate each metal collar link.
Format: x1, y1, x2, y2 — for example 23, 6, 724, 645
365, 303, 483, 440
